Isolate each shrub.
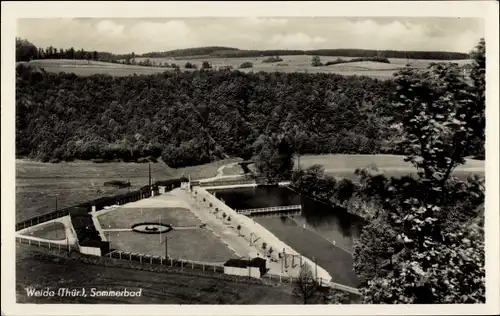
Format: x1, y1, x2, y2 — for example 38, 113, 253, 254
262, 242, 267, 250
239, 61, 253, 69
262, 56, 283, 63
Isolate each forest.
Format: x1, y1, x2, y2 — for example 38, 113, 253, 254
16, 63, 411, 166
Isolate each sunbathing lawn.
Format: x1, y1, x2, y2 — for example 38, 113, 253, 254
106, 229, 236, 263
97, 207, 201, 229
20, 221, 66, 240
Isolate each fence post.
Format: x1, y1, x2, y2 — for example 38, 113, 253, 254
191, 262, 194, 269
119, 252, 122, 260
213, 265, 216, 272
28, 239, 31, 245
140, 255, 142, 263
170, 259, 173, 267
38, 240, 41, 247
279, 275, 282, 284
181, 261, 183, 269
160, 257, 162, 265
150, 256, 152, 264
130, 253, 132, 261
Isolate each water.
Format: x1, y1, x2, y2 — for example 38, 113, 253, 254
209, 186, 365, 287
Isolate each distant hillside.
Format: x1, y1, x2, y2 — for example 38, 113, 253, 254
141, 46, 239, 58
141, 47, 471, 61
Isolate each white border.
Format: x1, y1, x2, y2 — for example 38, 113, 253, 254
1, 1, 499, 315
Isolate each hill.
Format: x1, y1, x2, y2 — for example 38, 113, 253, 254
141, 46, 239, 58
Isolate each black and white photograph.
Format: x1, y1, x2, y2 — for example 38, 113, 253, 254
1, 1, 499, 315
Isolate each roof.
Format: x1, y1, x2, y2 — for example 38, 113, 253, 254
224, 259, 251, 268
224, 258, 267, 268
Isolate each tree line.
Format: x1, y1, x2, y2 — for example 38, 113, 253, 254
16, 38, 133, 63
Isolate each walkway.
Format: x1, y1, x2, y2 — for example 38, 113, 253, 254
237, 205, 302, 216
169, 189, 293, 277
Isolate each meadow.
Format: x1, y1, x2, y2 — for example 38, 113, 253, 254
105, 229, 236, 263
16, 244, 295, 304
26, 56, 472, 79
97, 207, 202, 229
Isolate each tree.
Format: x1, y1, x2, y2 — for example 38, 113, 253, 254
357, 39, 486, 304
293, 263, 320, 304
239, 61, 253, 69
311, 55, 322, 67
16, 38, 38, 62
201, 61, 211, 69
254, 133, 295, 183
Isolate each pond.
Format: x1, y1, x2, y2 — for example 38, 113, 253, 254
209, 186, 365, 287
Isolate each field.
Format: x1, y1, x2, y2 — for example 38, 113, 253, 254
96, 201, 236, 262
15, 244, 295, 304
25, 56, 472, 79
296, 154, 485, 181
15, 158, 239, 222
20, 221, 66, 240
105, 229, 235, 262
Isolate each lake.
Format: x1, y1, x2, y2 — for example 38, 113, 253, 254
209, 186, 364, 287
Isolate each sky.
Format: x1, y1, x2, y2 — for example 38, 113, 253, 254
17, 17, 484, 55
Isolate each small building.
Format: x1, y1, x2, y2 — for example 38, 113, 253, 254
223, 258, 267, 279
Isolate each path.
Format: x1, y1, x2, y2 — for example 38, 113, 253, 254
169, 189, 295, 277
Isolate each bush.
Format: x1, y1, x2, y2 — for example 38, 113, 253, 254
239, 62, 253, 69
262, 56, 283, 63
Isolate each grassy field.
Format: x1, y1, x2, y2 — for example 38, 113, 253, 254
98, 207, 202, 229
16, 244, 295, 304
97, 206, 236, 262
296, 154, 485, 181
106, 229, 236, 263
20, 221, 66, 240
15, 158, 239, 222
25, 56, 471, 79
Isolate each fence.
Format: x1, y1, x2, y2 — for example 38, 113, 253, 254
107, 250, 225, 273
15, 178, 185, 232
199, 178, 258, 188
16, 236, 79, 252
16, 209, 70, 231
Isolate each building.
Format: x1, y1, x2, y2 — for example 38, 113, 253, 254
223, 257, 267, 279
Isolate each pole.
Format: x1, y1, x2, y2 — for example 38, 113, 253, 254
149, 163, 152, 189
165, 236, 168, 259
313, 257, 317, 282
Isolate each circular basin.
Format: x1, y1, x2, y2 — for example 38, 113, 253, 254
131, 222, 173, 234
